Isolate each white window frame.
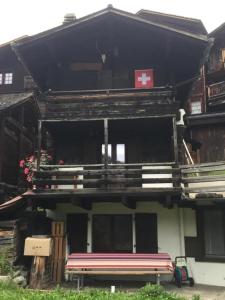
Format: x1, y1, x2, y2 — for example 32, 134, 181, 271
191, 101, 202, 114
4, 72, 13, 85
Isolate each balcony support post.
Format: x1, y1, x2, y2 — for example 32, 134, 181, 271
104, 119, 109, 169
172, 116, 178, 164
37, 120, 42, 171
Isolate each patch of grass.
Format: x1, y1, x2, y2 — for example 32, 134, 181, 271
0, 282, 187, 300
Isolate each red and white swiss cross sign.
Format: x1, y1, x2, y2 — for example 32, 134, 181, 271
135, 69, 154, 89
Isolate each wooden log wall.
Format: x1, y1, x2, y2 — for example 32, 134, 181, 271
190, 124, 225, 163
44, 89, 178, 120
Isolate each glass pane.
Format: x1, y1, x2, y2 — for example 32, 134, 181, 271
4, 73, 13, 84
116, 144, 125, 163
102, 144, 112, 163
204, 210, 225, 256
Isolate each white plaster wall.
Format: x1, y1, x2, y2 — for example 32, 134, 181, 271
188, 258, 225, 287
47, 201, 183, 260
46, 203, 225, 286
184, 209, 225, 287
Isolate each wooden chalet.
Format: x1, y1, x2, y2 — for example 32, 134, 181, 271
1, 6, 225, 287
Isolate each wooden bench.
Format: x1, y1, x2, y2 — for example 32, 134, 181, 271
65, 253, 174, 289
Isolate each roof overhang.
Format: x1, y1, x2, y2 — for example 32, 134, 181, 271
16, 7, 208, 47
12, 6, 209, 98
0, 92, 40, 117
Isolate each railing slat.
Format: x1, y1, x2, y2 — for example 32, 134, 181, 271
183, 175, 225, 183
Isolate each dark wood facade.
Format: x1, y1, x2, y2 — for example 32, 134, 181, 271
0, 7, 212, 207
0, 93, 39, 203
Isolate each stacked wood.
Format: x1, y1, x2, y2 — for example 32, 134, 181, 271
29, 256, 52, 289
51, 222, 66, 283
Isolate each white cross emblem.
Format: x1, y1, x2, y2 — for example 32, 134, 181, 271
138, 72, 151, 85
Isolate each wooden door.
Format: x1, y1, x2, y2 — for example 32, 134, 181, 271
67, 214, 88, 253
135, 213, 158, 253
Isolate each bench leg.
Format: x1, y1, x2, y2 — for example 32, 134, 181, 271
81, 275, 84, 288
156, 274, 160, 285
77, 276, 80, 291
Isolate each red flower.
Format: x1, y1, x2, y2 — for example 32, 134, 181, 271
19, 160, 25, 168
28, 155, 35, 162
24, 168, 29, 175
27, 175, 32, 182
58, 160, 64, 165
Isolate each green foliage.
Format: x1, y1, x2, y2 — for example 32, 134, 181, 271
0, 282, 187, 300
0, 249, 12, 275
192, 295, 201, 300
137, 284, 185, 300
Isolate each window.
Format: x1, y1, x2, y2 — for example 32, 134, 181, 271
191, 101, 202, 114
4, 73, 13, 84
203, 210, 225, 258
102, 144, 125, 164
0, 72, 13, 85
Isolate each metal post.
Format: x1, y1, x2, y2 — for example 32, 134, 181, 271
156, 273, 160, 285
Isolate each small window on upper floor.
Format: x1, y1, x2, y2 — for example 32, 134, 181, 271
191, 101, 202, 114
4, 72, 13, 84
0, 74, 2, 85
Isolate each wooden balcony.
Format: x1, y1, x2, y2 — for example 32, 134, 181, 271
33, 162, 181, 198
208, 81, 225, 107
43, 87, 177, 121
31, 161, 225, 204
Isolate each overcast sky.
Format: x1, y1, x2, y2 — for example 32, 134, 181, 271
0, 0, 225, 45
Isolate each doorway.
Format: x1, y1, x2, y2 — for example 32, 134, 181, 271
92, 214, 132, 253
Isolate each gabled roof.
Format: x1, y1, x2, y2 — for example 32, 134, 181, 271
209, 22, 225, 37
15, 6, 208, 47
0, 36, 29, 50
137, 9, 207, 36
0, 92, 34, 112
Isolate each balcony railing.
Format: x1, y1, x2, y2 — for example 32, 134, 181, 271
181, 161, 225, 199
208, 81, 225, 106
32, 161, 225, 200
208, 81, 225, 97
33, 162, 180, 194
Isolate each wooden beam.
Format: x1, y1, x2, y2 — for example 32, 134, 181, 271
0, 118, 5, 181
37, 120, 42, 171
104, 119, 109, 169
121, 197, 136, 209
34, 177, 178, 186
28, 187, 182, 198
35, 168, 178, 177
71, 198, 92, 211
172, 116, 178, 164
41, 114, 176, 123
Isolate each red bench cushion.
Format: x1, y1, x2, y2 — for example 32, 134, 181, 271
66, 253, 174, 272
